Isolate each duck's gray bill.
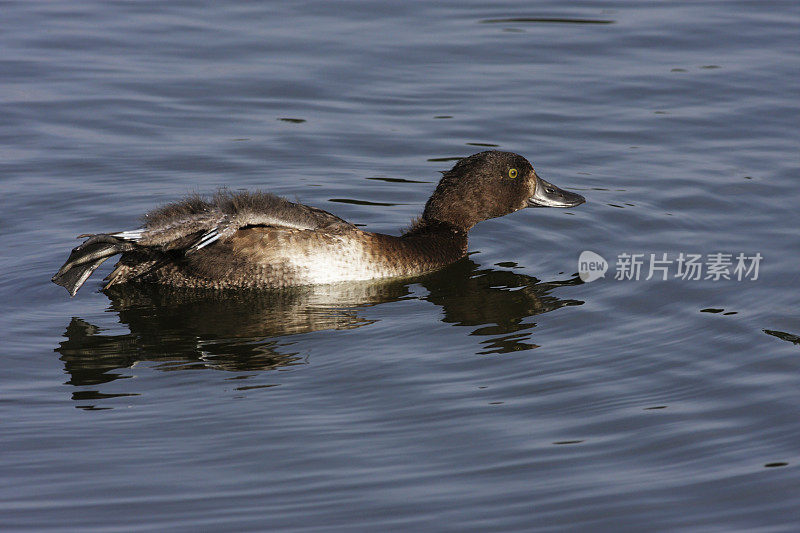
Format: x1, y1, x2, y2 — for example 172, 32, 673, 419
527, 178, 585, 208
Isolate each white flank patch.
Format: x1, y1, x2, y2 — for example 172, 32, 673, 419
287, 238, 396, 284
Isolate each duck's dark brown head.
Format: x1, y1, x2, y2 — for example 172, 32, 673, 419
421, 151, 585, 231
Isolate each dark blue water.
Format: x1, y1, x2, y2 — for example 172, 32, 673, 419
2, 1, 799, 530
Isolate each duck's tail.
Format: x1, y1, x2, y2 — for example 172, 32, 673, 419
52, 234, 136, 297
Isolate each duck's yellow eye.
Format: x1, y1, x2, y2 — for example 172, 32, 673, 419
508, 168, 518, 179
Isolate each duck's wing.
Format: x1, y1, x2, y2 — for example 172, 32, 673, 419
122, 190, 353, 252
183, 191, 356, 253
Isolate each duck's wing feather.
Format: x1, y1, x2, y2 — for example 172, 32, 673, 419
188, 191, 355, 253
129, 191, 355, 252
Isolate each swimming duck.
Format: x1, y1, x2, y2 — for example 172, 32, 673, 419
53, 151, 585, 296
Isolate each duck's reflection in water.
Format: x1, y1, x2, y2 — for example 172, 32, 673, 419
56, 258, 584, 387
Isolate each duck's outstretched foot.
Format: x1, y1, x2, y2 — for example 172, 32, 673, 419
52, 234, 136, 296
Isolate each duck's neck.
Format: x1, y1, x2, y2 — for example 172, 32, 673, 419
396, 219, 469, 271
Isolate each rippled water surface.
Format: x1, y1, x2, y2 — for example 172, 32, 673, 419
2, 1, 799, 531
